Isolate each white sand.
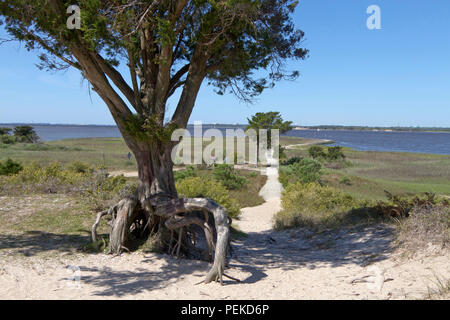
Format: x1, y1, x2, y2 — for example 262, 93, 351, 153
1, 154, 449, 300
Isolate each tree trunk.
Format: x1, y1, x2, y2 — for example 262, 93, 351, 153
93, 140, 230, 284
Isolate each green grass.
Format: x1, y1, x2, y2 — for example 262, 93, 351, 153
0, 138, 135, 171
285, 146, 450, 200
2, 136, 448, 200
0, 136, 311, 171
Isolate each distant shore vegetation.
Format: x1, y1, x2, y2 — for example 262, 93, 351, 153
292, 125, 450, 133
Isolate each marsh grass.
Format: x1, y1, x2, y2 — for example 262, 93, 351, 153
274, 182, 384, 231
285, 146, 450, 199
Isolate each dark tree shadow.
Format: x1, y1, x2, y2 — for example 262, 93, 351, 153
225, 223, 396, 285
0, 223, 396, 296
0, 230, 91, 256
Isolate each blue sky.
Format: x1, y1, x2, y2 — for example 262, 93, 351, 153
1, 0, 449, 126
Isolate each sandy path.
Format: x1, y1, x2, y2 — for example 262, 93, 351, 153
1, 153, 449, 299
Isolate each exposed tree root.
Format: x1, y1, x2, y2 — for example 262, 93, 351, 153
92, 195, 230, 284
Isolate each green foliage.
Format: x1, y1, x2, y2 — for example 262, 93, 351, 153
247, 112, 293, 133
308, 145, 346, 162
0, 127, 12, 135
176, 176, 241, 219
274, 182, 365, 230
374, 191, 446, 218
82, 173, 136, 211
13, 125, 40, 143
0, 134, 17, 144
246, 112, 293, 157
280, 156, 303, 166
326, 146, 346, 161
279, 158, 323, 187
174, 165, 197, 181
0, 158, 23, 175
248, 171, 257, 178
123, 114, 179, 144
1, 161, 90, 194
67, 161, 92, 174
308, 145, 326, 159
339, 176, 352, 185
0, 0, 307, 107
213, 164, 248, 190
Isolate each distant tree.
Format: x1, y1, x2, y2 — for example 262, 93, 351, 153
246, 112, 293, 160
0, 0, 308, 283
13, 126, 40, 143
0, 127, 12, 135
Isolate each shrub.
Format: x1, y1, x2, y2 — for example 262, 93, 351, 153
308, 145, 326, 159
326, 146, 346, 161
281, 156, 303, 166
247, 171, 257, 178
212, 164, 247, 190
82, 173, 135, 211
0, 159, 23, 175
274, 182, 366, 230
0, 127, 12, 135
0, 135, 16, 144
2, 161, 91, 194
67, 161, 92, 174
287, 158, 323, 184
339, 176, 352, 185
174, 165, 197, 181
279, 159, 323, 188
176, 176, 241, 219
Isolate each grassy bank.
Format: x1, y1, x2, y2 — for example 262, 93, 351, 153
284, 145, 450, 200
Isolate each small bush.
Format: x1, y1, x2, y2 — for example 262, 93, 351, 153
281, 156, 303, 166
0, 127, 12, 135
174, 165, 197, 181
279, 158, 323, 187
213, 164, 247, 190
176, 176, 241, 219
2, 161, 91, 194
274, 182, 369, 230
248, 171, 257, 178
0, 159, 23, 175
339, 176, 352, 185
308, 145, 326, 159
67, 161, 92, 174
326, 146, 346, 161
82, 173, 135, 211
0, 135, 16, 144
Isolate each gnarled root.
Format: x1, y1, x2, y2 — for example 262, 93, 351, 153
147, 197, 230, 284
92, 195, 231, 284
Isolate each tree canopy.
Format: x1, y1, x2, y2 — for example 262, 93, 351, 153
0, 0, 308, 139
246, 111, 293, 133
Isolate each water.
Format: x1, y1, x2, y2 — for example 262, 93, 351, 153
2, 124, 450, 155
284, 129, 450, 155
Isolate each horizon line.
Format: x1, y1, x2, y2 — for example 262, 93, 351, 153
1, 122, 450, 129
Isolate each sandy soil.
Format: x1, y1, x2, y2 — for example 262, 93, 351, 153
0, 159, 449, 300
